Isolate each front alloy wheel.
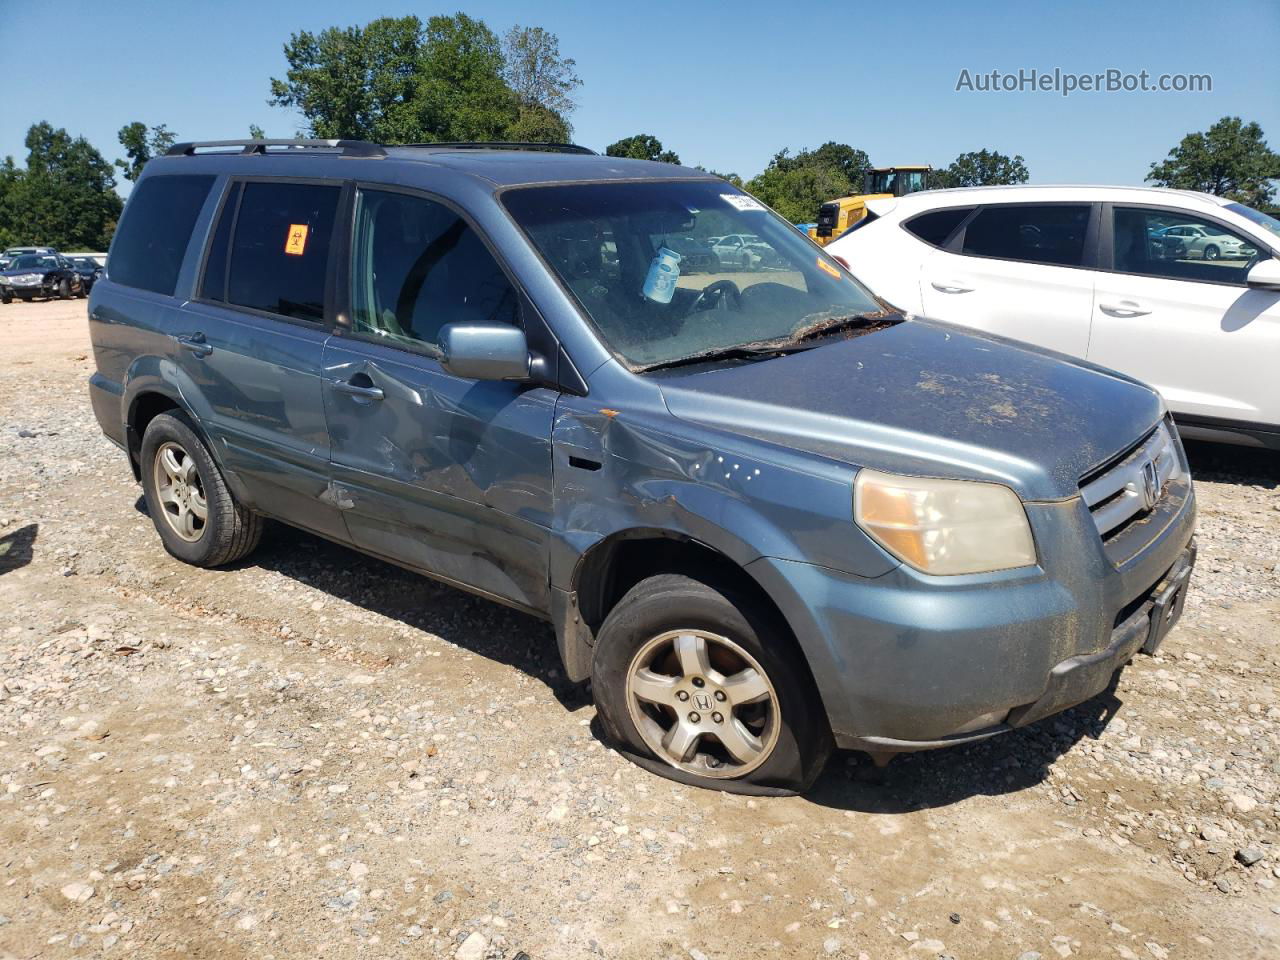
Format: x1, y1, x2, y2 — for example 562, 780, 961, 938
591, 572, 832, 794
626, 629, 779, 778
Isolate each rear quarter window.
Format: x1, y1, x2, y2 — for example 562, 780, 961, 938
108, 175, 215, 295
903, 207, 973, 247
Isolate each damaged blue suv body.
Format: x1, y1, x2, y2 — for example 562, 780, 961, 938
88, 140, 1196, 793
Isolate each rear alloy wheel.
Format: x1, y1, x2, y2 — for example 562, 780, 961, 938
140, 411, 262, 567
592, 573, 831, 794
152, 441, 208, 543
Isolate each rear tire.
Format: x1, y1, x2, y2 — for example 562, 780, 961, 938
140, 411, 262, 567
591, 573, 832, 794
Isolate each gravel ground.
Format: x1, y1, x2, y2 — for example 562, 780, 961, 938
0, 298, 1277, 960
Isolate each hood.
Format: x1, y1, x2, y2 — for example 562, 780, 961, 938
656, 319, 1162, 501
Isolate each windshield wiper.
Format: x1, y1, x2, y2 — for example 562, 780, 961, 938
636, 305, 902, 373
790, 308, 901, 344
637, 342, 813, 373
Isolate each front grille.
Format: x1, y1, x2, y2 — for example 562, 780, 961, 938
1080, 419, 1182, 541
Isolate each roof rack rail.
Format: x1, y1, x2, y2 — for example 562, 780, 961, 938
166, 139, 386, 158
403, 141, 596, 155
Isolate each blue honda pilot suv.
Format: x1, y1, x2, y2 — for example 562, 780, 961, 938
88, 139, 1196, 794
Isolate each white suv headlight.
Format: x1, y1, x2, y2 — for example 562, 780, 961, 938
854, 469, 1037, 575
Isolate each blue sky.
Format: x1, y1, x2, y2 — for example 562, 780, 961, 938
5, 0, 1278, 195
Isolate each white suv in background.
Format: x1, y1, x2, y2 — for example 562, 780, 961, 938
828, 185, 1280, 449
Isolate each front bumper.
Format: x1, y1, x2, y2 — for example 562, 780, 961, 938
747, 473, 1197, 751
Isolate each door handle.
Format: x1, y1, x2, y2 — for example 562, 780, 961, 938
175, 332, 212, 357
332, 378, 384, 402
1098, 301, 1151, 318
931, 280, 974, 294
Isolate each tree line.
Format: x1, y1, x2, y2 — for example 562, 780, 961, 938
0, 10, 1276, 251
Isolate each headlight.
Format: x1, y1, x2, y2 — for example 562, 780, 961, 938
854, 469, 1036, 575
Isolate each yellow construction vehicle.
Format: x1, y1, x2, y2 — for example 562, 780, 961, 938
810, 165, 933, 246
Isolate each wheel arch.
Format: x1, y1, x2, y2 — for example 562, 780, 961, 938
556, 528, 829, 722
121, 367, 230, 492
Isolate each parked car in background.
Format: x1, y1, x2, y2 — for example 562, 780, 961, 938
88, 140, 1194, 794
663, 235, 719, 272
828, 185, 1280, 449
3, 245, 59, 259
1, 246, 60, 274
68, 255, 104, 293
1150, 223, 1255, 261
0, 252, 84, 302
711, 233, 780, 270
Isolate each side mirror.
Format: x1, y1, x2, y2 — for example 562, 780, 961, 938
438, 323, 531, 381
1246, 258, 1280, 291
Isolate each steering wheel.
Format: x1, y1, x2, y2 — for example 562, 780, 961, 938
689, 279, 742, 315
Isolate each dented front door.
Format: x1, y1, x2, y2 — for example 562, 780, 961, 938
321, 337, 556, 613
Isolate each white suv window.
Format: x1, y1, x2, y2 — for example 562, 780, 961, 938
1114, 208, 1262, 285
959, 204, 1091, 267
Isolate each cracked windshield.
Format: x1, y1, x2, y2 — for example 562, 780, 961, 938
503, 180, 888, 369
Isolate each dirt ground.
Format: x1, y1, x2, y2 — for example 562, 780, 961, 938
0, 298, 1277, 960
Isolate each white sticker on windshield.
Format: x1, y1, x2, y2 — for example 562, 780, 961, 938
722, 193, 765, 212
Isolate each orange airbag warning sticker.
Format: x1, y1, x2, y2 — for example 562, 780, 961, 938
284, 224, 309, 256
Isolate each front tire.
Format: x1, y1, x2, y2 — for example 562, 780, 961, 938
58, 278, 71, 300
591, 573, 832, 794
1203, 244, 1220, 260
140, 411, 262, 567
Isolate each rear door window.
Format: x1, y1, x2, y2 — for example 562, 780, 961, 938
108, 174, 215, 295
959, 204, 1091, 267
903, 207, 973, 247
226, 181, 340, 322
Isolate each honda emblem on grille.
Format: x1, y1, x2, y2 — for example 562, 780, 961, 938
1140, 459, 1160, 510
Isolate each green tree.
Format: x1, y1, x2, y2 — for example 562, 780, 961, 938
0, 122, 122, 250
114, 122, 177, 181
0, 157, 21, 249
506, 104, 571, 143
248, 124, 266, 140
770, 142, 871, 186
415, 13, 518, 142
742, 143, 871, 222
269, 14, 578, 145
605, 134, 680, 164
936, 149, 1029, 188
270, 16, 429, 142
502, 25, 579, 137
746, 161, 852, 223
1146, 116, 1280, 208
